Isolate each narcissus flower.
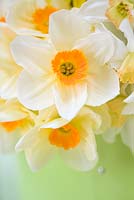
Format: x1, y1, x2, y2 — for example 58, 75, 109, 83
11, 9, 125, 120
0, 99, 35, 153
6, 0, 70, 36
16, 106, 101, 171
0, 24, 22, 99
106, 0, 134, 27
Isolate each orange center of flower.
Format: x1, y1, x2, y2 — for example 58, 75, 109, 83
0, 120, 23, 133
52, 50, 88, 85
49, 124, 80, 150
0, 17, 5, 22
32, 6, 58, 33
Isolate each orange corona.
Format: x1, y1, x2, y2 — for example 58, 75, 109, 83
33, 6, 57, 33
52, 50, 88, 85
49, 124, 80, 150
1, 120, 23, 133
0, 17, 5, 23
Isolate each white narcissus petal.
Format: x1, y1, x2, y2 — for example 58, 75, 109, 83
0, 0, 13, 18
79, 0, 108, 18
0, 25, 20, 99
124, 92, 134, 103
11, 36, 56, 76
60, 128, 98, 171
86, 66, 119, 106
6, 0, 37, 33
74, 32, 114, 65
37, 106, 58, 124
103, 127, 121, 143
16, 127, 55, 171
92, 104, 111, 134
18, 70, 54, 110
74, 106, 101, 131
53, 82, 87, 120
119, 19, 134, 52
0, 126, 20, 154
0, 72, 19, 99
0, 100, 28, 122
121, 117, 134, 153
41, 118, 68, 129
49, 9, 90, 51
111, 35, 128, 64
122, 103, 134, 115
15, 127, 40, 151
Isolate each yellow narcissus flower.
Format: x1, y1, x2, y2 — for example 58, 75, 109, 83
0, 24, 22, 99
106, 0, 134, 27
6, 0, 71, 37
16, 106, 101, 171
0, 99, 35, 153
11, 9, 126, 120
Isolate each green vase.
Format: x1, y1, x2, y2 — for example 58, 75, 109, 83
0, 136, 134, 200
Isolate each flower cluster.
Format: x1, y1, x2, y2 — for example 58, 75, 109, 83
0, 0, 134, 172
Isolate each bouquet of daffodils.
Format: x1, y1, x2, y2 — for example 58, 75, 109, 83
0, 0, 134, 172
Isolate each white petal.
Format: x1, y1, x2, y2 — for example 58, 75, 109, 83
73, 106, 101, 131
6, 0, 37, 34
119, 19, 134, 52
79, 0, 108, 18
92, 104, 111, 134
11, 36, 56, 76
41, 118, 68, 129
124, 92, 134, 103
87, 66, 120, 106
103, 127, 120, 143
16, 127, 55, 171
122, 103, 134, 115
110, 35, 127, 64
0, 100, 27, 122
60, 130, 98, 171
0, 0, 13, 17
121, 117, 134, 153
49, 9, 90, 51
53, 82, 87, 120
37, 106, 58, 124
17, 70, 54, 110
0, 126, 20, 154
0, 72, 19, 99
74, 32, 115, 65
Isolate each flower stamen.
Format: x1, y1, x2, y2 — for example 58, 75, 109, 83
52, 50, 88, 85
